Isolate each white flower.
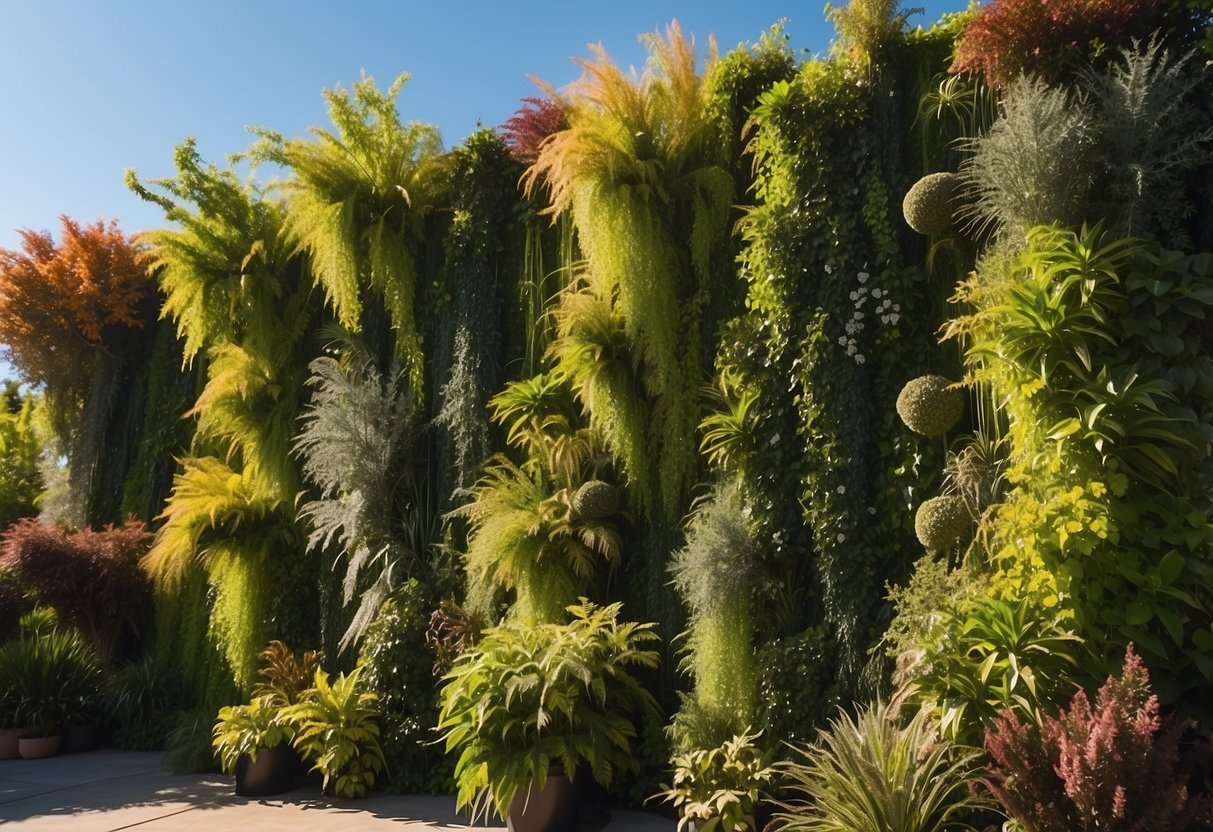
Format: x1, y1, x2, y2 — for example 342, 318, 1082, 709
836, 485, 846, 495
769, 433, 780, 445
867, 506, 877, 515
849, 291, 858, 301
889, 314, 900, 325
857, 272, 869, 283
824, 264, 833, 274
855, 354, 866, 364
872, 288, 882, 298
837, 532, 846, 543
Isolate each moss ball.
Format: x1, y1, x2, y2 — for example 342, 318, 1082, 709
902, 172, 960, 235
572, 480, 619, 520
915, 496, 971, 551
896, 375, 964, 437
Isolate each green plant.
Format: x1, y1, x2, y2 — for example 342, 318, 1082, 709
984, 645, 1213, 831
657, 730, 776, 832
437, 600, 660, 821
902, 173, 960, 236
104, 656, 182, 750
4, 629, 102, 736
212, 695, 295, 775
281, 666, 385, 799
0, 566, 31, 642
162, 707, 220, 774
825, 0, 921, 65
358, 579, 451, 794
755, 627, 838, 746
773, 698, 993, 832
913, 496, 971, 552
669, 482, 759, 750
905, 596, 1083, 746
896, 376, 964, 438
0, 389, 42, 530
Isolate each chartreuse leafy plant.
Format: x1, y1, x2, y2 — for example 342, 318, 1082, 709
0, 389, 42, 529
130, 140, 314, 694
281, 666, 385, 799
774, 699, 993, 832
528, 22, 732, 532
437, 601, 659, 821
657, 730, 776, 832
251, 73, 447, 391
212, 695, 295, 774
458, 373, 622, 626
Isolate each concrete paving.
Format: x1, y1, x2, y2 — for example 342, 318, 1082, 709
0, 749, 671, 832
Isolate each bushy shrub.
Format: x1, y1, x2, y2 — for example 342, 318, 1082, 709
896, 375, 964, 438
913, 495, 970, 552
984, 646, 1213, 831
902, 173, 960, 236
358, 579, 452, 794
0, 518, 152, 665
952, 0, 1180, 87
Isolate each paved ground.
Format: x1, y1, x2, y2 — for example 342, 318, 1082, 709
0, 749, 671, 831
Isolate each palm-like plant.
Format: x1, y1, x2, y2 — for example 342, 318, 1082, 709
251, 74, 447, 391
527, 22, 732, 523
774, 699, 992, 832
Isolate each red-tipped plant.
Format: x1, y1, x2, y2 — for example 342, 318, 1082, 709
500, 96, 568, 167
984, 645, 1213, 831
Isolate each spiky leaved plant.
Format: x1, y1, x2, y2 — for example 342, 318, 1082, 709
669, 481, 759, 752
250, 74, 447, 392
129, 141, 314, 693
292, 340, 417, 652
527, 22, 732, 528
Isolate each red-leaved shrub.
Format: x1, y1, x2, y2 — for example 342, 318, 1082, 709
0, 518, 152, 665
952, 0, 1172, 88
500, 96, 568, 167
984, 645, 1213, 831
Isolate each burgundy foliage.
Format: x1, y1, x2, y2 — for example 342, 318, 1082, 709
952, 0, 1173, 88
499, 96, 568, 166
0, 518, 152, 665
984, 645, 1213, 832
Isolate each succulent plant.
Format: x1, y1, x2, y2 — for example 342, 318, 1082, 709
914, 496, 971, 551
902, 172, 960, 235
572, 480, 620, 520
896, 375, 965, 437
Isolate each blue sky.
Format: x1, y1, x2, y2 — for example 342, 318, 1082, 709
0, 0, 962, 381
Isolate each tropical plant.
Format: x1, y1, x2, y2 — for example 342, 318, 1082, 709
293, 346, 416, 651
4, 629, 103, 737
657, 730, 777, 832
250, 73, 447, 391
773, 698, 993, 832
251, 640, 322, 707
904, 596, 1083, 746
212, 695, 296, 775
669, 482, 759, 750
528, 22, 732, 536
0, 518, 152, 666
437, 600, 660, 821
281, 666, 385, 799
0, 389, 42, 530
984, 645, 1213, 831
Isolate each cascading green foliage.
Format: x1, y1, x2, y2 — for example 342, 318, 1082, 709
251, 73, 448, 392
669, 482, 759, 751
528, 23, 733, 525
128, 141, 314, 695
435, 129, 523, 494
949, 222, 1213, 716
719, 50, 947, 696
457, 372, 621, 626
293, 344, 416, 652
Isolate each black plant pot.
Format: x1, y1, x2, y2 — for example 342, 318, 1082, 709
235, 743, 299, 797
508, 770, 578, 832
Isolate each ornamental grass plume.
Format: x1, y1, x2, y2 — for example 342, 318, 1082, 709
984, 645, 1213, 832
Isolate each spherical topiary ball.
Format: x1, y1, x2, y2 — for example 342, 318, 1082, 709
896, 375, 965, 437
572, 480, 619, 520
902, 172, 960, 235
915, 495, 971, 551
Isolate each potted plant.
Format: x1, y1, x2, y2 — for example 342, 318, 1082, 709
437, 600, 660, 832
657, 731, 777, 832
213, 695, 297, 796
211, 641, 322, 795
280, 665, 385, 799
9, 629, 103, 759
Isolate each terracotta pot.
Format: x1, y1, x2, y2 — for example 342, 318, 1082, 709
18, 735, 62, 759
508, 770, 578, 832
0, 727, 29, 760
235, 743, 299, 797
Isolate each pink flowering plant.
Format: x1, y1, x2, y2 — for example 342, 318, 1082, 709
983, 645, 1213, 832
